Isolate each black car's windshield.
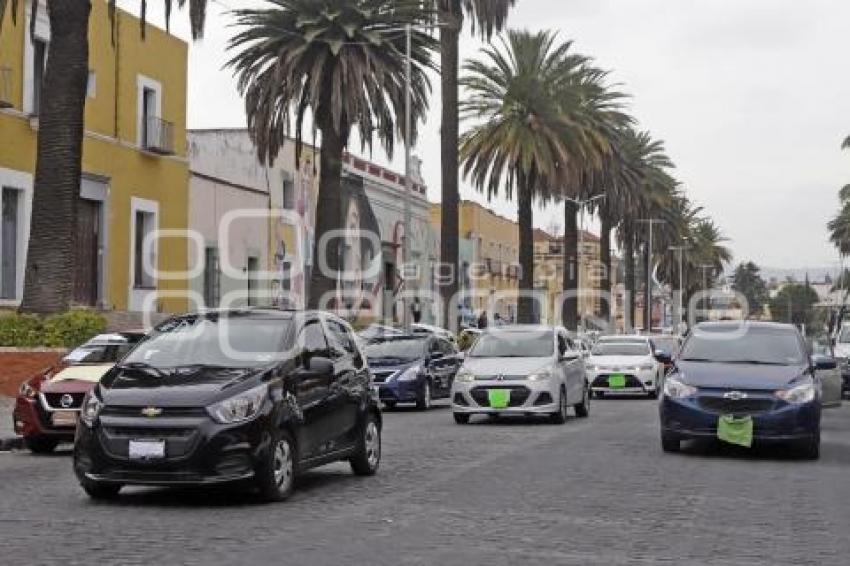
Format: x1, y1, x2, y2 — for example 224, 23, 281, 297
364, 338, 427, 362
680, 325, 805, 366
592, 343, 650, 357
469, 331, 554, 358
123, 315, 292, 370
63, 340, 138, 364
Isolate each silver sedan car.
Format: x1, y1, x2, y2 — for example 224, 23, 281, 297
451, 325, 590, 424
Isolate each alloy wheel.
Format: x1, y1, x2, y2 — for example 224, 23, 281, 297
365, 422, 381, 469
273, 438, 294, 490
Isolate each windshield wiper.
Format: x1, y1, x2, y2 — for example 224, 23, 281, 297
117, 362, 169, 378
679, 358, 716, 363
723, 360, 789, 366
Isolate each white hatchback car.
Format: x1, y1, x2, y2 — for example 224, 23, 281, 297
586, 336, 664, 398
451, 325, 589, 424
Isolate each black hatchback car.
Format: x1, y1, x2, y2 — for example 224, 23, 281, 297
73, 309, 381, 502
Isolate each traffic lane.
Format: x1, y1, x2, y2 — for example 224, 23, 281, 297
0, 399, 848, 565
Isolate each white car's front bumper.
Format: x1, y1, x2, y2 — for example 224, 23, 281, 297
451, 379, 561, 414
587, 368, 658, 394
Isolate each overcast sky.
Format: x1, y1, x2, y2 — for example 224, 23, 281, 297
122, 0, 850, 271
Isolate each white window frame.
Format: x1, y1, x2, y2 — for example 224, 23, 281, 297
136, 75, 162, 149
128, 197, 159, 312
22, 0, 50, 116
0, 168, 34, 306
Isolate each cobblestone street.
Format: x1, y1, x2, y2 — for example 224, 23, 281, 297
2, 398, 849, 565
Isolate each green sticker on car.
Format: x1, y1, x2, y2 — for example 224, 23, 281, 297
488, 389, 511, 409
717, 415, 753, 448
608, 374, 626, 389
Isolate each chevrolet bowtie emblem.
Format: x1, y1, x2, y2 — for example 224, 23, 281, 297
723, 391, 748, 401
141, 406, 163, 418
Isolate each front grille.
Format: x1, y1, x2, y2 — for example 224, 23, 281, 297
103, 427, 195, 439
98, 424, 200, 460
100, 406, 207, 418
592, 375, 643, 388
43, 392, 86, 410
470, 385, 531, 408
697, 396, 776, 415
474, 375, 526, 381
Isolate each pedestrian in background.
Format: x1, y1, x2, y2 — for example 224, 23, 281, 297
411, 297, 422, 323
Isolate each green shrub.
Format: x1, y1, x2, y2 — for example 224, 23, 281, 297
0, 310, 106, 348
0, 313, 44, 347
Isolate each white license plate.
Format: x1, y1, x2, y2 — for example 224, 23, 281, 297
129, 440, 166, 460
52, 411, 78, 428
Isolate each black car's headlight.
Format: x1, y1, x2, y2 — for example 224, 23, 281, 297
775, 381, 817, 404
207, 384, 268, 424
80, 392, 103, 426
663, 376, 698, 399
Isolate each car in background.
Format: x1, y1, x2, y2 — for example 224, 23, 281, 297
357, 323, 403, 344
660, 322, 826, 459
811, 341, 842, 408
587, 337, 664, 399
451, 325, 589, 424
411, 323, 458, 345
73, 309, 381, 501
365, 334, 461, 410
13, 331, 146, 453
651, 334, 681, 375
831, 323, 850, 397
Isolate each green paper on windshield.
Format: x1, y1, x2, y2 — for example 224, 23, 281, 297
717, 415, 754, 448
608, 374, 626, 389
488, 389, 510, 409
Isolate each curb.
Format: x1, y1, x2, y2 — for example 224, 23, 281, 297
0, 436, 23, 451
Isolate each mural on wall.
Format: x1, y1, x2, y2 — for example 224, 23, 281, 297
336, 175, 383, 317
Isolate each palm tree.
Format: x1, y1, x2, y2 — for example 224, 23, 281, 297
227, 0, 437, 310
436, 0, 515, 326
1, 0, 209, 313
459, 30, 587, 323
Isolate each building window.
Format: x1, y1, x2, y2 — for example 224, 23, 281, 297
141, 86, 156, 147
1, 188, 20, 300
246, 256, 259, 306
87, 70, 96, 99
133, 210, 156, 289
31, 38, 47, 115
282, 174, 295, 210
203, 247, 220, 308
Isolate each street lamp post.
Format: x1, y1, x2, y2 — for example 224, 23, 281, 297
669, 242, 692, 330
402, 24, 413, 330
564, 195, 606, 331
637, 219, 665, 333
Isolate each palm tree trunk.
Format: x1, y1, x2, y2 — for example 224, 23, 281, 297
307, 123, 345, 311
624, 225, 636, 330
438, 9, 461, 329
599, 210, 612, 323
562, 200, 579, 329
21, 0, 92, 314
516, 176, 535, 324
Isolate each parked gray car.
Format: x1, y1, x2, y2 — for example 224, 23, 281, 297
451, 325, 590, 424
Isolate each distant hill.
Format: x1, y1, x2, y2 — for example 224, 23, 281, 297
740, 266, 839, 283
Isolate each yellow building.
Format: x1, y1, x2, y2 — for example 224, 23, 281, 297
533, 228, 622, 329
0, 1, 189, 313
431, 200, 520, 322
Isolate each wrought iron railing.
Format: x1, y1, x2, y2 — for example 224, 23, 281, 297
143, 116, 175, 155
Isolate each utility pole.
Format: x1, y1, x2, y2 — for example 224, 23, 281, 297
402, 23, 413, 330
564, 195, 605, 331
637, 219, 664, 333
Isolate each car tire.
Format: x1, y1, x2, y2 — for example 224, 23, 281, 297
661, 431, 680, 453
416, 380, 432, 411
574, 384, 590, 418
550, 388, 568, 425
350, 413, 381, 476
453, 413, 470, 425
255, 431, 296, 503
25, 436, 59, 454
798, 434, 820, 460
80, 478, 122, 501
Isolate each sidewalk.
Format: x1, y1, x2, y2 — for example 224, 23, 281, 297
0, 397, 22, 451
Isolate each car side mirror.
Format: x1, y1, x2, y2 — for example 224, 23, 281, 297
305, 356, 334, 376
813, 356, 837, 371
655, 350, 671, 363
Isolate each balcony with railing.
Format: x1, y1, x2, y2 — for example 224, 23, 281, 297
0, 67, 13, 109
142, 116, 175, 155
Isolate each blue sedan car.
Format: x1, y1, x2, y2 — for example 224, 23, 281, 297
364, 334, 462, 410
660, 322, 830, 459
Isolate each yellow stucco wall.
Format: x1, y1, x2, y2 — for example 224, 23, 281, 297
0, 1, 189, 312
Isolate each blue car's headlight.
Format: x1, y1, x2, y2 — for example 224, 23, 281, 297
397, 366, 422, 382
775, 381, 817, 404
663, 376, 697, 399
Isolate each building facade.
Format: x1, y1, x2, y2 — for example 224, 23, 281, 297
0, 1, 190, 313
